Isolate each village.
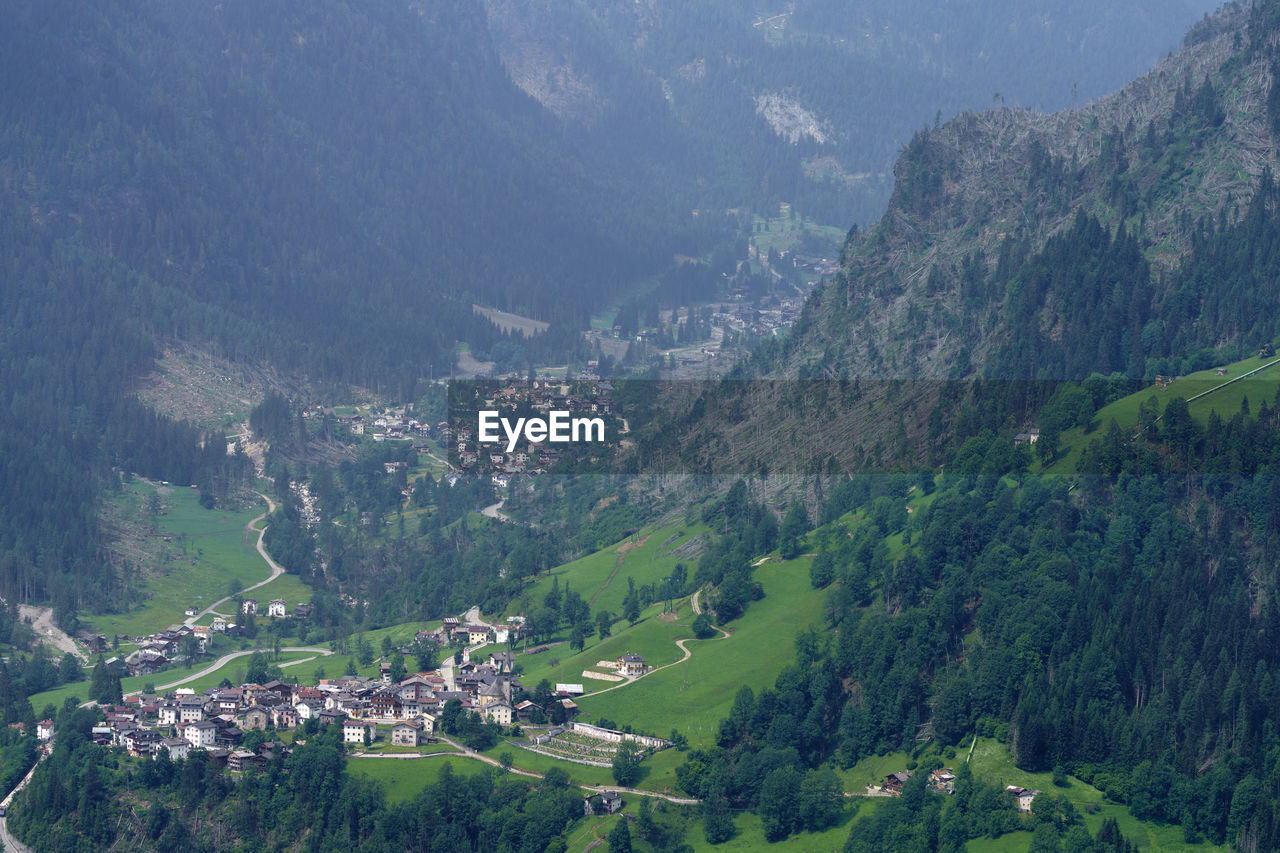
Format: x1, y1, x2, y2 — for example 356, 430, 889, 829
61, 610, 668, 784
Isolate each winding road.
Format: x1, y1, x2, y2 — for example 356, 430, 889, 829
353, 734, 699, 804
131, 646, 334, 695
0, 747, 41, 852
584, 589, 729, 699
480, 501, 508, 521
184, 492, 282, 628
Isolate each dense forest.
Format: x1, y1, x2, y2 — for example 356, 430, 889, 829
0, 0, 718, 631
661, 380, 1280, 849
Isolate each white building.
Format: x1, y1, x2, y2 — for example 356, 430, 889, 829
157, 738, 189, 761
343, 720, 377, 744
183, 720, 217, 749
484, 703, 513, 727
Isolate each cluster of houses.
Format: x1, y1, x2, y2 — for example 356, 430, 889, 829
81, 644, 553, 765
880, 767, 957, 796
319, 408, 435, 446
707, 297, 806, 341
880, 770, 1039, 813
432, 616, 524, 648
113, 601, 313, 677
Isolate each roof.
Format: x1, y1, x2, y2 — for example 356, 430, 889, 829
619, 653, 645, 663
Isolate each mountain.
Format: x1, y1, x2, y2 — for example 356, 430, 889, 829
0, 0, 1228, 618
780, 2, 1278, 385
479, 0, 1221, 228
625, 1, 1280, 477
1, 0, 716, 386
0, 0, 715, 619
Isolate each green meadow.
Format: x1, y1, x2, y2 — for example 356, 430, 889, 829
685, 798, 882, 853
1048, 354, 1280, 474
88, 481, 273, 638
957, 738, 1226, 853
967, 737, 1226, 852
514, 601, 692, 688
577, 555, 825, 745
239, 573, 313, 610
503, 520, 707, 621
348, 755, 492, 803
834, 749, 912, 794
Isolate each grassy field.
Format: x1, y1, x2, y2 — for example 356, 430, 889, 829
685, 798, 881, 853
514, 601, 693, 689
834, 749, 912, 794
502, 520, 707, 621
240, 572, 313, 609
348, 755, 491, 803
1047, 354, 1280, 473
749, 208, 845, 259
576, 555, 826, 746
959, 738, 1226, 852
353, 738, 462, 757
565, 809, 629, 853
88, 481, 273, 638
163, 649, 322, 694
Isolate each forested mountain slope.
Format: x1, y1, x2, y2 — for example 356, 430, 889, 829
481, 0, 1218, 228
777, 1, 1280, 384
1, 0, 706, 383
0, 0, 703, 619
629, 1, 1280, 479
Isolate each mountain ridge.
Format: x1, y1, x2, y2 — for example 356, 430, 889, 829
780, 0, 1278, 382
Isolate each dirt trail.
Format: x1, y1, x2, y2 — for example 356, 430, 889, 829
128, 646, 332, 695
399, 736, 701, 804
588, 536, 649, 608
19, 605, 85, 661
585, 592, 728, 699
186, 492, 281, 627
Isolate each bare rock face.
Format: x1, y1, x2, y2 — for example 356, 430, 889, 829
755, 92, 835, 145
481, 0, 609, 124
